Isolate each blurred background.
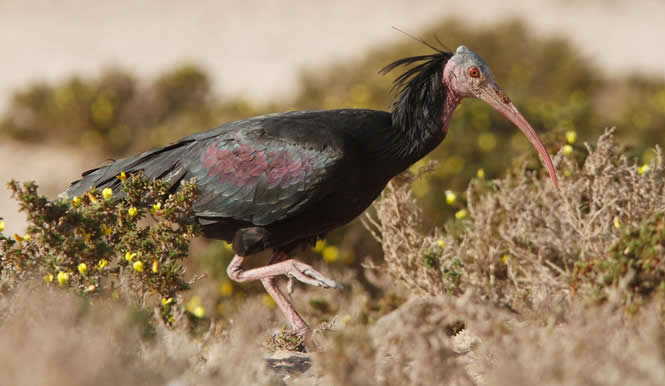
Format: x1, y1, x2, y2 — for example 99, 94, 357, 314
1, 0, 664, 290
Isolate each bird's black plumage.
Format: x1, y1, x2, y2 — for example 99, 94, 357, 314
64, 51, 453, 256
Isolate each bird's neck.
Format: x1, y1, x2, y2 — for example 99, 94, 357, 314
387, 85, 463, 167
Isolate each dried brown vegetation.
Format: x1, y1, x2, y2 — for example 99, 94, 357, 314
1, 131, 664, 385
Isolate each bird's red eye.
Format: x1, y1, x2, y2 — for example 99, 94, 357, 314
467, 67, 480, 78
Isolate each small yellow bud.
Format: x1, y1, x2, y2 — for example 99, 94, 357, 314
563, 144, 573, 155
220, 280, 233, 296
0, 220, 6, 232
128, 207, 138, 217
262, 294, 276, 309
44, 273, 54, 283
565, 130, 577, 144
445, 190, 457, 205
186, 296, 206, 318
87, 192, 97, 203
102, 188, 113, 200
125, 251, 137, 261
614, 216, 621, 229
150, 202, 162, 214
313, 239, 326, 253
83, 232, 91, 242
455, 209, 468, 220
501, 254, 510, 264
133, 260, 144, 272
322, 245, 339, 263
98, 259, 109, 269
101, 224, 112, 236
78, 262, 88, 275
14, 233, 24, 247
23, 234, 31, 241
151, 259, 159, 273
117, 171, 127, 183
437, 239, 446, 248
162, 297, 173, 307
476, 168, 485, 179
638, 164, 651, 175
57, 271, 69, 286
71, 196, 81, 207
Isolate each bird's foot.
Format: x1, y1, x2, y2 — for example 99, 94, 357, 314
283, 260, 344, 289
227, 255, 343, 290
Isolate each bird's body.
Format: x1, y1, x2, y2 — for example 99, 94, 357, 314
65, 108, 449, 255
64, 44, 558, 336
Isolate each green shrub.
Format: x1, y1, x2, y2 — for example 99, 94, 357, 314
0, 173, 200, 322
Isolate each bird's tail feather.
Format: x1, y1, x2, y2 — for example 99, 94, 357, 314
61, 140, 193, 199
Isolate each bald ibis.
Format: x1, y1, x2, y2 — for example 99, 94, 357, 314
64, 45, 558, 335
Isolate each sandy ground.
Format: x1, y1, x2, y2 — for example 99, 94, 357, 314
1, 0, 664, 236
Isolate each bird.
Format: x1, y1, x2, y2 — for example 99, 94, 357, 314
63, 44, 558, 336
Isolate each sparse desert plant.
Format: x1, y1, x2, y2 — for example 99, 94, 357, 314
365, 129, 665, 317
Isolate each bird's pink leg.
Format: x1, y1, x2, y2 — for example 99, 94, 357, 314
227, 252, 342, 335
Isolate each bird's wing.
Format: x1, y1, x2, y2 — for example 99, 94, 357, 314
183, 113, 346, 226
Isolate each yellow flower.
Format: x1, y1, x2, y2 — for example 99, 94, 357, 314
151, 259, 159, 273
501, 254, 510, 264
313, 239, 326, 253
133, 260, 144, 272
563, 144, 573, 155
162, 297, 173, 307
101, 224, 112, 236
437, 239, 446, 248
476, 168, 485, 179
78, 262, 88, 275
614, 216, 621, 229
186, 296, 206, 318
638, 164, 651, 175
83, 232, 92, 242
219, 280, 233, 297
14, 233, 24, 247
57, 271, 69, 286
455, 209, 468, 220
125, 251, 137, 261
117, 171, 127, 183
44, 273, 54, 283
102, 188, 113, 200
98, 259, 109, 269
71, 196, 81, 207
128, 207, 138, 217
262, 294, 276, 309
150, 202, 162, 214
565, 130, 577, 144
23, 234, 31, 241
0, 221, 5, 233
87, 192, 97, 203
445, 190, 457, 205
322, 245, 339, 263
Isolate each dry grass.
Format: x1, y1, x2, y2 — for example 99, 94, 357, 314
366, 129, 665, 315
2, 130, 664, 385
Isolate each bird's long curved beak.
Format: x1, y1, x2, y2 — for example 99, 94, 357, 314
477, 85, 559, 188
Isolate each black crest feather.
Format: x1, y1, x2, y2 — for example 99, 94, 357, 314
380, 47, 453, 135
